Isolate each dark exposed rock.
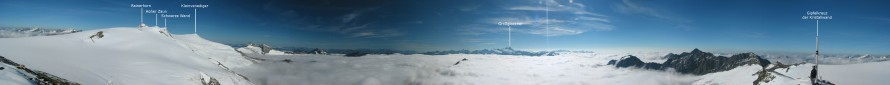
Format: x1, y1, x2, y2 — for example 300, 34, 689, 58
752, 62, 804, 85
663, 48, 771, 75
614, 55, 663, 69
89, 31, 104, 39
282, 59, 293, 63
88, 31, 104, 43
453, 58, 469, 65
345, 52, 368, 57
199, 73, 221, 85
608, 48, 772, 75
614, 56, 644, 68
259, 44, 272, 55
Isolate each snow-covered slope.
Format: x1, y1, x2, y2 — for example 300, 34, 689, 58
693, 59, 890, 85
693, 65, 768, 85
0, 27, 252, 85
175, 34, 256, 68
767, 61, 890, 85
818, 61, 890, 85
0, 62, 29, 85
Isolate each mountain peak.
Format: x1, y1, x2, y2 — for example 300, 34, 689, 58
691, 48, 703, 54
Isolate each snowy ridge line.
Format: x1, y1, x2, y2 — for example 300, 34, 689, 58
0, 56, 79, 85
233, 49, 268, 62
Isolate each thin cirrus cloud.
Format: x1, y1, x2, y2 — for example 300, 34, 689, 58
459, 0, 613, 37
613, 0, 693, 30
350, 29, 402, 38
258, 0, 400, 39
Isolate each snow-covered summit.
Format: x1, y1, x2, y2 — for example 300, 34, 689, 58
236, 43, 288, 55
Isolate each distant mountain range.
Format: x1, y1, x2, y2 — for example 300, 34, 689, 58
0, 27, 80, 38
226, 44, 561, 56
759, 53, 889, 65
228, 44, 419, 55
228, 43, 890, 60
419, 47, 560, 56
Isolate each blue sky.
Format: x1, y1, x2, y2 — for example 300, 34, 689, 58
1, 0, 889, 55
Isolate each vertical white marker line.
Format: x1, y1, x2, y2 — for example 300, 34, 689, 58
508, 25, 511, 47
194, 9, 197, 33
545, 0, 550, 51
140, 8, 144, 23
164, 18, 167, 28
155, 14, 158, 26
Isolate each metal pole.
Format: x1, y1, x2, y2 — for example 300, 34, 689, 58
816, 20, 820, 68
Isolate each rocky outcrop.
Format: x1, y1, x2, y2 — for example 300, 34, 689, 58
259, 44, 272, 55
88, 31, 104, 43
245, 43, 273, 55
310, 48, 327, 55
199, 72, 220, 85
609, 48, 772, 75
613, 55, 664, 69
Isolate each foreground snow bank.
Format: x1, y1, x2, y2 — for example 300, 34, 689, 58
0, 27, 252, 85
692, 59, 890, 85
814, 61, 890, 85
